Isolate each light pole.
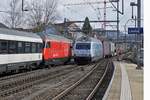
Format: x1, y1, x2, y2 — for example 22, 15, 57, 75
109, 0, 124, 48
130, 0, 142, 69
117, 1, 119, 43
22, 0, 28, 12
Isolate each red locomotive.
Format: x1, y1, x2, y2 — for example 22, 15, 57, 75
42, 34, 72, 65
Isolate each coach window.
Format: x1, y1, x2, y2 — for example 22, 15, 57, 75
8, 41, 17, 54
17, 42, 24, 53
25, 42, 31, 53
31, 43, 36, 53
36, 43, 42, 53
0, 40, 8, 54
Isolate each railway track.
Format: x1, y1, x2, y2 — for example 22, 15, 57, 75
89, 61, 114, 100
0, 69, 42, 82
0, 64, 74, 82
1, 63, 95, 100
35, 59, 112, 100
22, 64, 95, 100
0, 65, 76, 90
0, 64, 82, 98
0, 59, 114, 100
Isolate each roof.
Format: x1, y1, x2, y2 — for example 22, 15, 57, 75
37, 27, 72, 43
0, 28, 42, 43
54, 22, 80, 32
0, 28, 41, 38
76, 36, 101, 43
37, 24, 72, 42
0, 23, 8, 29
46, 34, 72, 43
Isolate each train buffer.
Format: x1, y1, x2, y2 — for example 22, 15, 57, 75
103, 61, 143, 100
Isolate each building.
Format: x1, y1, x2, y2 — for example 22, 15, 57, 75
54, 22, 84, 40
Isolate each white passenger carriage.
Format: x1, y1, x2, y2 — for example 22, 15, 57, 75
73, 36, 103, 64
0, 28, 43, 74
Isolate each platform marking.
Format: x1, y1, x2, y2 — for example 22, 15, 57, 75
120, 62, 132, 100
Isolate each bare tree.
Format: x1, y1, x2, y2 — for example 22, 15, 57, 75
27, 0, 43, 28
27, 0, 59, 31
43, 0, 58, 25
4, 0, 22, 28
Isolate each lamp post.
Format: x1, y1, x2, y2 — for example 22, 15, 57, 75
109, 0, 124, 49
130, 0, 142, 69
22, 0, 28, 12
0, 0, 28, 13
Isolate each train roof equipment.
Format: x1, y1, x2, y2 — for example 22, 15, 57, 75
76, 36, 101, 43
37, 26, 72, 43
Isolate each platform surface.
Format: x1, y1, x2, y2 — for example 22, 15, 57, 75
106, 61, 143, 100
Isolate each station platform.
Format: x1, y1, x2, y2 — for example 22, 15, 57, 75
105, 61, 143, 100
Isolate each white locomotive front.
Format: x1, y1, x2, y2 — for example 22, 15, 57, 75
73, 36, 103, 64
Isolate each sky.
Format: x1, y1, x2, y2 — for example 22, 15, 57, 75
0, 0, 143, 32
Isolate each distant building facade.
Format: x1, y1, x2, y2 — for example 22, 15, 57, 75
54, 22, 84, 40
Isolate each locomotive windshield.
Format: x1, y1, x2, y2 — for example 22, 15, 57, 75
76, 43, 91, 50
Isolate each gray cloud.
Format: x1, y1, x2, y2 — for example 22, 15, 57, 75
0, 0, 143, 31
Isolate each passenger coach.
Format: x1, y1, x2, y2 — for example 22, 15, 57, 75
0, 28, 43, 74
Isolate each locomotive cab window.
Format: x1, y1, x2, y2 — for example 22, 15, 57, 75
37, 43, 42, 53
46, 42, 50, 48
76, 43, 91, 50
0, 40, 8, 54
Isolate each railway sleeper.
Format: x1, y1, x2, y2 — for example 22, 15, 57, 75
0, 66, 80, 97
0, 75, 43, 90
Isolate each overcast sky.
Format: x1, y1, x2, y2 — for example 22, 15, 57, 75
0, 0, 143, 32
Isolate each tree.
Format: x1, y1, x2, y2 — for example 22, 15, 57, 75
27, 0, 59, 32
27, 0, 43, 31
43, 0, 58, 25
4, 0, 22, 28
82, 17, 92, 36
